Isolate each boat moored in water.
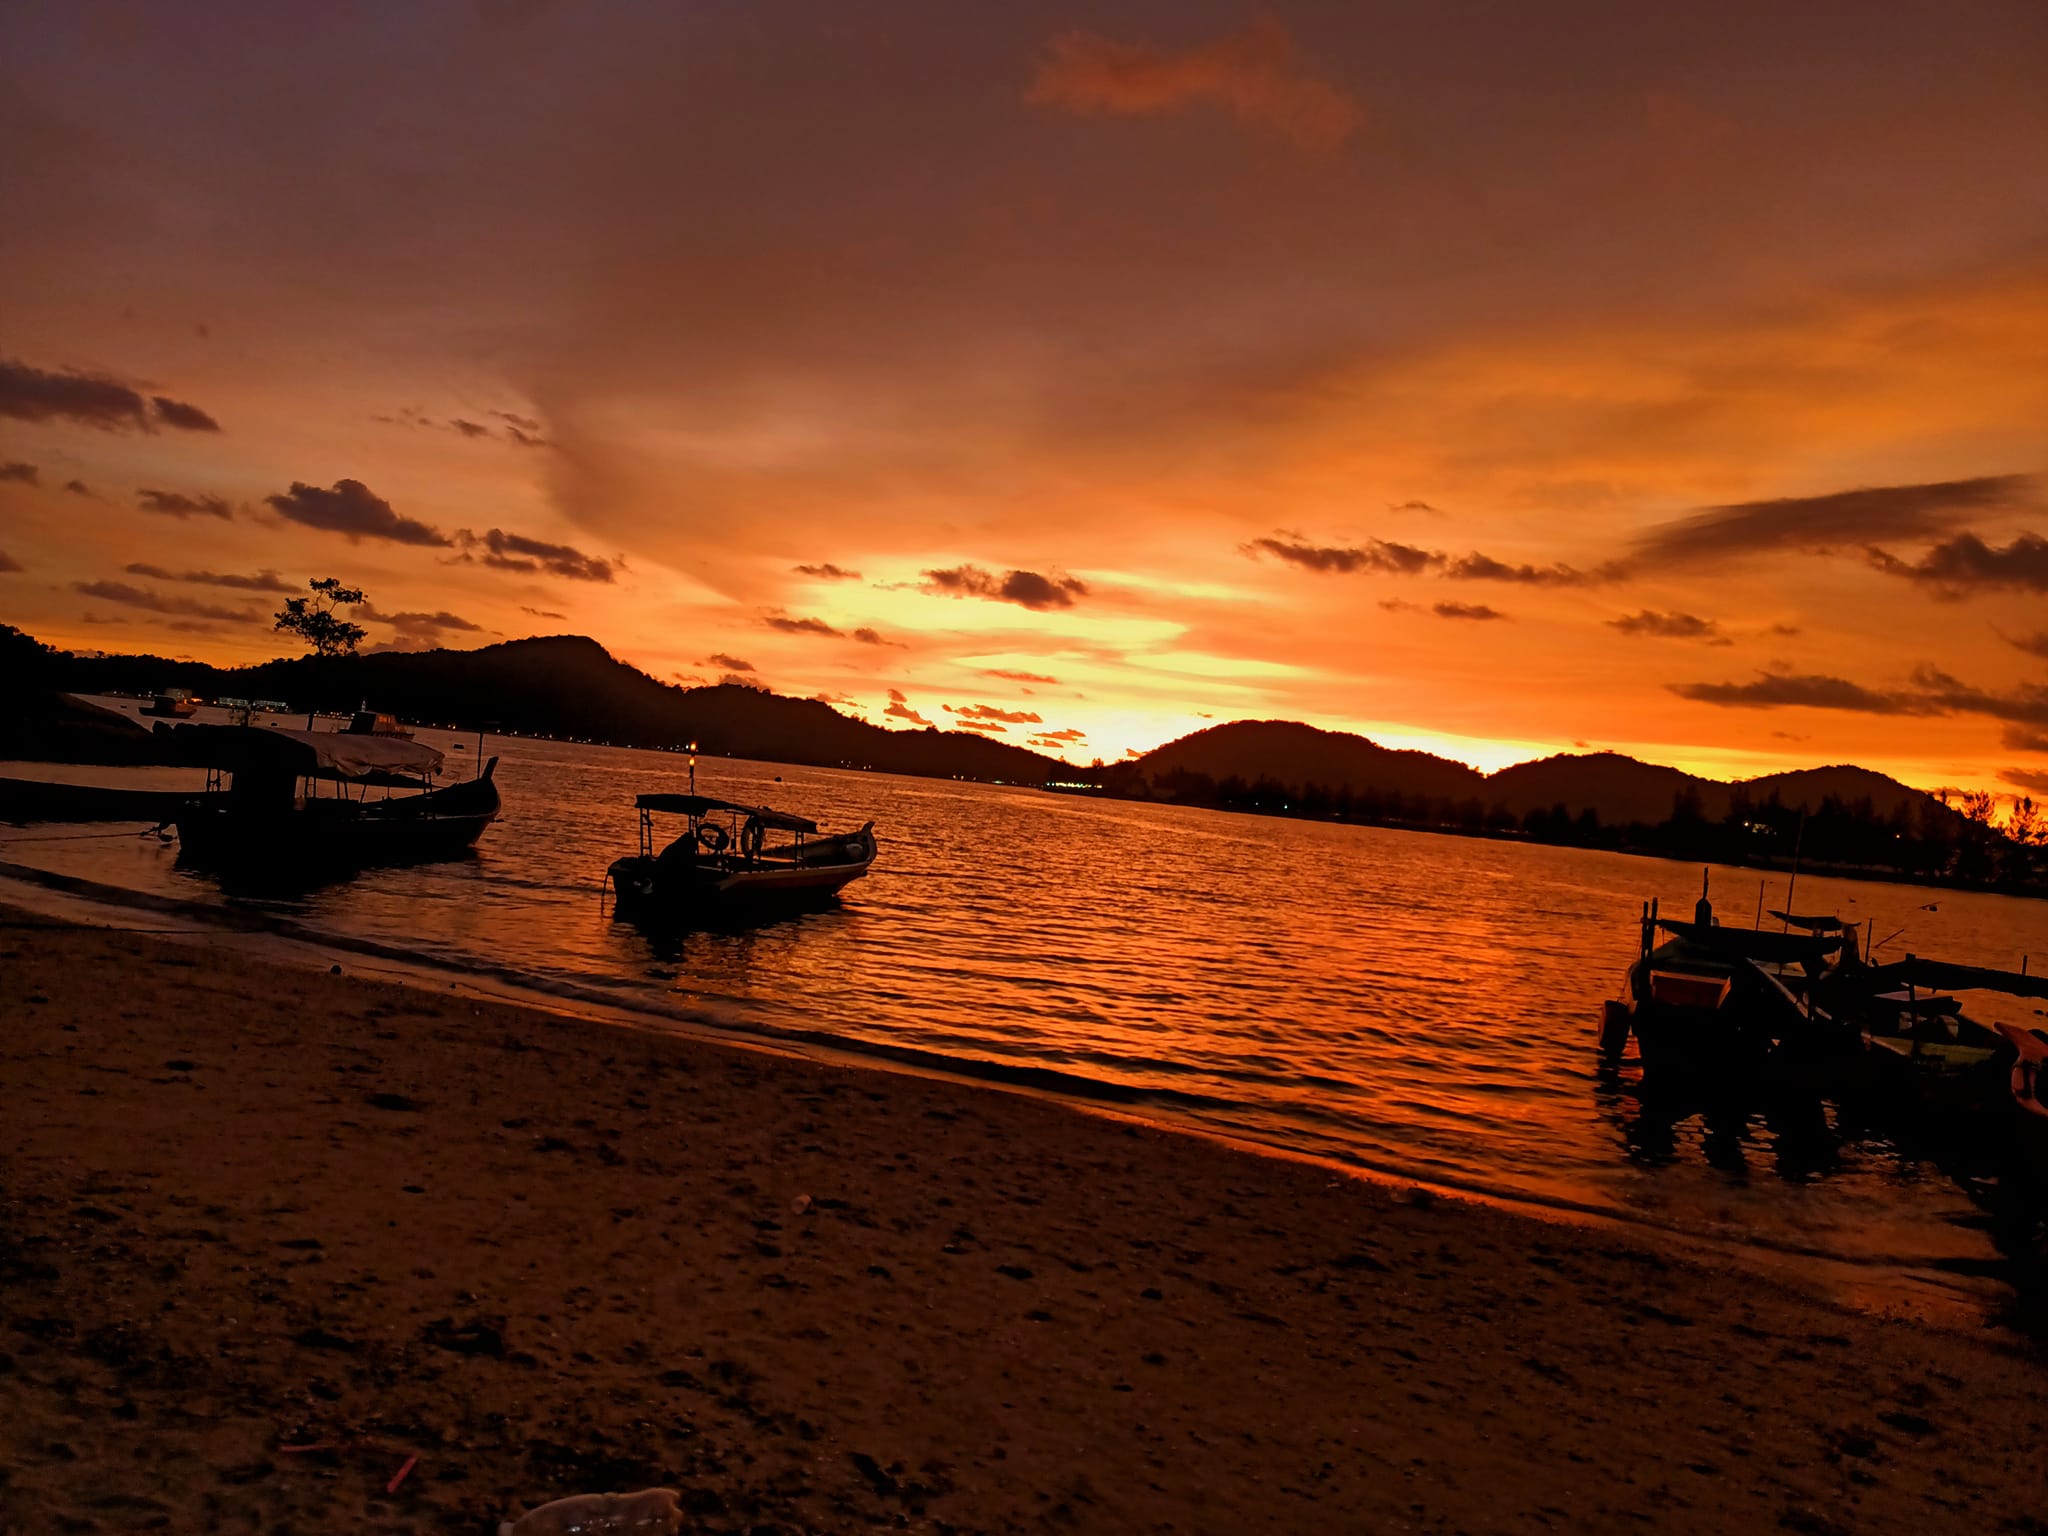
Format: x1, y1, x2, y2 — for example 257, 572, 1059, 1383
606, 793, 876, 917
157, 721, 499, 874
1604, 874, 1851, 1080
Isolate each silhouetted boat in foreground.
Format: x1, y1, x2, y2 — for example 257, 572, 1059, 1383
1996, 1023, 2048, 1196
1606, 885, 1849, 1079
606, 793, 876, 917
158, 722, 499, 874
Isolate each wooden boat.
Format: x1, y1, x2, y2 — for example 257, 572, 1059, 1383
1855, 989, 2009, 1111
606, 793, 876, 916
1607, 879, 1849, 1079
1990, 1024, 2048, 1204
347, 709, 413, 739
157, 722, 499, 874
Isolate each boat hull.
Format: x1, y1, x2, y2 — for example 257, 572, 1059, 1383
1621, 939, 1842, 1085
173, 772, 500, 873
607, 841, 876, 918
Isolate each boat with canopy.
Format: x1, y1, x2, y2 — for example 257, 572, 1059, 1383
157, 721, 500, 871
606, 792, 876, 915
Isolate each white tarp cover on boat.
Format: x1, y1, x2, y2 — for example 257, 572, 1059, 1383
161, 723, 443, 779
634, 792, 818, 833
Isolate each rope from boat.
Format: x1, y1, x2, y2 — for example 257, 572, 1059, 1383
0, 826, 174, 844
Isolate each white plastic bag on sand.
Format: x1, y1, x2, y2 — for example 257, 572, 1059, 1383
498, 1487, 682, 1535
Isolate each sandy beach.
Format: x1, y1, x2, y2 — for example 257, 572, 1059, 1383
3, 902, 2046, 1534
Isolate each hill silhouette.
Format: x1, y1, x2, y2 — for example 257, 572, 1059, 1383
5, 626, 1060, 783
1134, 720, 1485, 804
8, 624, 2028, 890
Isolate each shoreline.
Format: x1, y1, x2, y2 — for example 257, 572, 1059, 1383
5, 902, 2048, 1531
0, 860, 2023, 1328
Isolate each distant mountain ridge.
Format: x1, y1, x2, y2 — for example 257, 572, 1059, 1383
5, 627, 1060, 783
0, 624, 1966, 827
1116, 721, 1958, 828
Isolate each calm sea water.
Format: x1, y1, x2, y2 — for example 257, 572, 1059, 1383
6, 700, 2047, 1317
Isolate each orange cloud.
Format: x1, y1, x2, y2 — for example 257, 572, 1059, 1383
1027, 16, 1360, 150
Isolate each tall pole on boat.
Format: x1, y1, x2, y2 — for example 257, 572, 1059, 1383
689, 740, 697, 795
1781, 808, 1806, 932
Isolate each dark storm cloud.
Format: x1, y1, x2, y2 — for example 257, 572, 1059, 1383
794, 562, 861, 580
1671, 672, 1938, 715
137, 488, 233, 520
884, 687, 932, 728
1672, 667, 2048, 725
149, 395, 221, 432
380, 407, 546, 446
1867, 532, 2048, 597
921, 564, 1088, 610
707, 653, 754, 672
2005, 727, 2048, 753
1907, 666, 2048, 726
946, 703, 1043, 724
472, 527, 615, 581
124, 563, 294, 593
266, 479, 451, 545
1432, 602, 1506, 621
851, 627, 903, 647
1249, 536, 1599, 584
72, 579, 259, 624
0, 461, 39, 485
1609, 609, 1725, 641
1635, 474, 2035, 565
0, 357, 221, 432
763, 613, 841, 637
63, 479, 93, 496
361, 603, 484, 641
1439, 552, 1594, 586
1245, 536, 1436, 575
2005, 631, 2048, 661
2003, 768, 2048, 794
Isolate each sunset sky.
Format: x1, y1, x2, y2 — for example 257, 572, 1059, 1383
3, 2, 2045, 796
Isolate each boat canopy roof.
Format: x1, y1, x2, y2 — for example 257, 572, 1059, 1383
1655, 918, 1844, 964
1872, 956, 2048, 1002
1769, 910, 1851, 932
634, 792, 818, 833
159, 723, 443, 780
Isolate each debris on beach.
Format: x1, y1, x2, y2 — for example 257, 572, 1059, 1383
498, 1487, 683, 1535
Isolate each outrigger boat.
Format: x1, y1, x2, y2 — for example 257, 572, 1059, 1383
606, 793, 877, 916
157, 722, 499, 873
1603, 873, 1849, 1078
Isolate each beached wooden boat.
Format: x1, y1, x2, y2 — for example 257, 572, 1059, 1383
1993, 1022, 2048, 1198
1607, 882, 1849, 1079
1854, 989, 2009, 1114
158, 722, 499, 873
606, 793, 876, 916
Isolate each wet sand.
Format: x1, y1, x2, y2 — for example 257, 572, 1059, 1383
2, 904, 2045, 1534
